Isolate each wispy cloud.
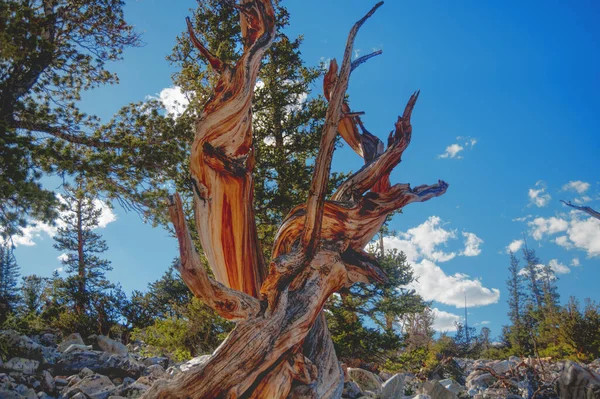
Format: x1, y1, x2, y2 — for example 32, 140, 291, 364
438, 136, 477, 159
506, 239, 524, 253
562, 180, 590, 194
528, 181, 551, 208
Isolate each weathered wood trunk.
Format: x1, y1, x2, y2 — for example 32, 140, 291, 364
144, 1, 448, 398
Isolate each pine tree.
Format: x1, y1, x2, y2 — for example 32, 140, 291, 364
20, 274, 47, 315
0, 241, 20, 322
0, 0, 140, 237
506, 251, 529, 354
53, 182, 113, 318
521, 243, 544, 311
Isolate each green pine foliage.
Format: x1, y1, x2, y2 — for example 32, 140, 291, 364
0, 0, 140, 237
0, 241, 20, 322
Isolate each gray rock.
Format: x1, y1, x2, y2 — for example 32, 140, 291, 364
142, 364, 165, 380
179, 355, 211, 373
0, 389, 21, 399
64, 373, 116, 399
342, 380, 363, 398
381, 373, 405, 399
490, 360, 513, 375
79, 367, 95, 378
421, 379, 458, 399
556, 360, 600, 399
438, 378, 465, 395
347, 368, 383, 393
3, 357, 40, 374
467, 372, 496, 390
63, 344, 93, 354
57, 333, 85, 352
40, 369, 55, 393
479, 387, 522, 398
142, 357, 168, 369
38, 393, 57, 399
118, 382, 150, 398
97, 336, 128, 356
40, 333, 58, 347
0, 330, 58, 365
54, 350, 104, 375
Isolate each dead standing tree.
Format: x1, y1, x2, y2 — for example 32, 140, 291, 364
145, 1, 448, 398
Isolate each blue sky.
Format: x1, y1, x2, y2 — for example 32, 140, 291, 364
12, 0, 600, 336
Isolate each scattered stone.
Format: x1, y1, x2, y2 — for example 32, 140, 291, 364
63, 373, 116, 399
3, 358, 39, 375
40, 370, 55, 393
118, 382, 150, 398
342, 380, 362, 398
97, 336, 128, 356
57, 334, 85, 352
142, 357, 168, 369
556, 360, 600, 399
380, 373, 405, 399
347, 368, 383, 393
421, 379, 458, 399
439, 378, 465, 395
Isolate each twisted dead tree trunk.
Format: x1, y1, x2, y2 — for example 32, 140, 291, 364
561, 200, 600, 220
145, 1, 448, 398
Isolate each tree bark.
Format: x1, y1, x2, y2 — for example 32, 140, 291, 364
145, 1, 448, 398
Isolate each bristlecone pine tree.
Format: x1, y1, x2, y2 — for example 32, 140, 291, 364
145, 1, 448, 398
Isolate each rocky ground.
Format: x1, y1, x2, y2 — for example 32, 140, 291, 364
0, 329, 599, 398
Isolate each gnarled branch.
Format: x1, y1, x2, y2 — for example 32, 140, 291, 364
561, 200, 600, 220
167, 193, 260, 321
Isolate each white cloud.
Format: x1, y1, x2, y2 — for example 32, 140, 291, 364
432, 308, 461, 332
529, 212, 600, 257
11, 198, 116, 247
528, 181, 551, 208
57, 253, 69, 262
409, 259, 501, 308
562, 180, 590, 194
382, 217, 499, 308
460, 232, 483, 257
94, 199, 117, 228
512, 215, 532, 222
548, 259, 570, 274
507, 239, 524, 253
11, 222, 58, 247
155, 86, 189, 117
438, 144, 464, 159
384, 216, 457, 263
571, 257, 580, 267
480, 320, 491, 325
54, 267, 64, 273
573, 196, 592, 204
529, 216, 568, 240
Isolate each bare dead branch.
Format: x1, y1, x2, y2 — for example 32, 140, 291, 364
561, 200, 600, 220
167, 193, 260, 320
351, 49, 382, 72
186, 17, 224, 71
302, 2, 384, 258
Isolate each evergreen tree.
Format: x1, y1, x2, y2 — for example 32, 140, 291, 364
0, 0, 141, 237
521, 243, 544, 311
506, 251, 529, 354
0, 241, 20, 322
20, 274, 47, 315
52, 182, 113, 321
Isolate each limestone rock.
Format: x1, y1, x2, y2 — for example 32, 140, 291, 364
347, 368, 383, 393
342, 380, 362, 398
556, 360, 600, 399
381, 373, 405, 399
58, 334, 85, 352
421, 379, 458, 399
97, 336, 128, 356
64, 373, 116, 399
3, 357, 39, 374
